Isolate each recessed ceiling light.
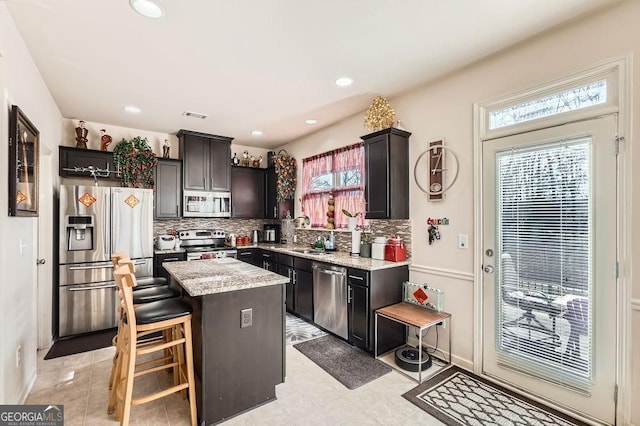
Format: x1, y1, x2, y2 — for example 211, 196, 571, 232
335, 77, 354, 87
305, 119, 318, 125
123, 105, 141, 114
129, 0, 164, 18
251, 130, 263, 136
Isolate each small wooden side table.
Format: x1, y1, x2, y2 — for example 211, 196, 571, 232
375, 302, 451, 383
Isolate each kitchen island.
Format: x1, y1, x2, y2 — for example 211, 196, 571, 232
163, 257, 288, 426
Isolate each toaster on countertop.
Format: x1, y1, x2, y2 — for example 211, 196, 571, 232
155, 235, 176, 250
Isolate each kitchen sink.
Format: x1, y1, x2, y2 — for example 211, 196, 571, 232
289, 248, 328, 256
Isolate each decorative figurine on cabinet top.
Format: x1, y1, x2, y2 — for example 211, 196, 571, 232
231, 152, 240, 166
241, 150, 250, 167
162, 139, 170, 158
100, 129, 112, 151
75, 120, 88, 149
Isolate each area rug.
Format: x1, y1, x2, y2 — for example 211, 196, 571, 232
293, 334, 391, 389
44, 328, 116, 360
402, 366, 586, 425
285, 313, 326, 345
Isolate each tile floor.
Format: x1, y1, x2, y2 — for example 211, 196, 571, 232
26, 341, 445, 425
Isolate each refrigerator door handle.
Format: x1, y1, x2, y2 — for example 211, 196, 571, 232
68, 282, 117, 291
68, 264, 114, 271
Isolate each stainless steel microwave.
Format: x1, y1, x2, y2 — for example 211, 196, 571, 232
183, 191, 231, 217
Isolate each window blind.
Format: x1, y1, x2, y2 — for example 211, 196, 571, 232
495, 138, 593, 392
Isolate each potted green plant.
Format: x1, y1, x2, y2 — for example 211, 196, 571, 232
112, 136, 158, 188
342, 209, 362, 230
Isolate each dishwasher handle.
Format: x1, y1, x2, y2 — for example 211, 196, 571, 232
314, 267, 346, 277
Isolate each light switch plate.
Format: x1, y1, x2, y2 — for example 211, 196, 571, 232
458, 234, 468, 249
241, 308, 252, 328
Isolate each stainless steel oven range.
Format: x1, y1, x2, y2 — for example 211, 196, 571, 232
179, 229, 238, 261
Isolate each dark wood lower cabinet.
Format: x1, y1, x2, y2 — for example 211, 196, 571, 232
236, 248, 260, 266
294, 269, 313, 322
293, 258, 314, 322
348, 281, 369, 350
185, 285, 285, 425
153, 252, 186, 278
347, 266, 408, 354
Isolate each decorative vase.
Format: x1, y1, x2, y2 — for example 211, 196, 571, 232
347, 217, 357, 230
360, 242, 371, 258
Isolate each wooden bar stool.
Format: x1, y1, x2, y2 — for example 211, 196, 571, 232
108, 254, 180, 390
110, 265, 197, 426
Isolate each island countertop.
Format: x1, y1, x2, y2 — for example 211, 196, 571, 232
163, 257, 289, 297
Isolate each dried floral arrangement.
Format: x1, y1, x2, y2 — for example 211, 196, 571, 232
113, 136, 158, 188
364, 96, 396, 131
274, 150, 297, 202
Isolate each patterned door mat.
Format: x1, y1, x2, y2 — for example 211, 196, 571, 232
402, 366, 587, 425
286, 313, 326, 345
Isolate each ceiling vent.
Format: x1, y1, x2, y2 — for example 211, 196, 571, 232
182, 111, 208, 120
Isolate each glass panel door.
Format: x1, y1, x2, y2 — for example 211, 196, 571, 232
482, 115, 617, 424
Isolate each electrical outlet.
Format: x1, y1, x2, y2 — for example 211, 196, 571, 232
458, 234, 468, 249
438, 320, 446, 330
241, 308, 253, 328
16, 345, 22, 368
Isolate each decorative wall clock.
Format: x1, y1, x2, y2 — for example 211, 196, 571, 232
414, 140, 459, 200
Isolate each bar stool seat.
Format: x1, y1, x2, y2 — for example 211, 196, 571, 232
132, 286, 180, 304
126, 299, 192, 325
135, 276, 169, 288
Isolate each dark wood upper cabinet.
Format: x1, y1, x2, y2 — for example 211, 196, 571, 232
59, 146, 119, 180
154, 159, 182, 219
265, 167, 293, 219
178, 130, 232, 192
362, 127, 411, 219
231, 166, 265, 218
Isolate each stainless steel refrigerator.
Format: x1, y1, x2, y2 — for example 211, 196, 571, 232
58, 184, 154, 337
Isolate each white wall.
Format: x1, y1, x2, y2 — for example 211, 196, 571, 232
280, 2, 639, 423
0, 3, 63, 404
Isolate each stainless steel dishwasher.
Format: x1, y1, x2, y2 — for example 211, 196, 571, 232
312, 262, 348, 339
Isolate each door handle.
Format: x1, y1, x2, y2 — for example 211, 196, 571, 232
37, 258, 46, 265
292, 270, 297, 285
163, 257, 180, 262
348, 286, 353, 303
274, 206, 277, 218
484, 265, 495, 274
348, 274, 364, 281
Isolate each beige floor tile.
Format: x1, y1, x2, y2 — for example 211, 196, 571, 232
27, 337, 444, 426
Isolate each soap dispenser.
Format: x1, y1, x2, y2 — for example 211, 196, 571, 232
327, 231, 335, 250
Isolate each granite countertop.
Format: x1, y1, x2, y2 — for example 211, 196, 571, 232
254, 243, 411, 271
163, 257, 288, 297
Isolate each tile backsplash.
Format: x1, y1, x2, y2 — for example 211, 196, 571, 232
154, 218, 275, 237
155, 218, 412, 258
292, 220, 412, 258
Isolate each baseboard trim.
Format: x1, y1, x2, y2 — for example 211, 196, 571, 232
410, 264, 474, 282
18, 367, 37, 404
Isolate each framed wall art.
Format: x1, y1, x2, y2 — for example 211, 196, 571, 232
8, 105, 39, 216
